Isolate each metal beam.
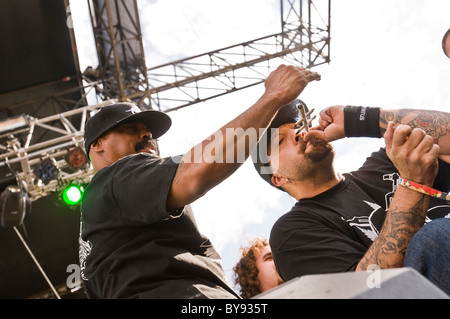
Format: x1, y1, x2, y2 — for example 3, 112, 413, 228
88, 0, 150, 107
86, 0, 331, 112
0, 100, 116, 202
0, 0, 331, 202
144, 0, 331, 112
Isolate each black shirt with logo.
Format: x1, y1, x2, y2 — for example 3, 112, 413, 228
270, 148, 450, 281
79, 153, 238, 299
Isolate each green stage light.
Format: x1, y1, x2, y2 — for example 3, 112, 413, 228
62, 184, 84, 206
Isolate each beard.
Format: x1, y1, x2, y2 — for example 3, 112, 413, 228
304, 138, 334, 162
291, 138, 335, 181
135, 137, 158, 154
270, 137, 336, 182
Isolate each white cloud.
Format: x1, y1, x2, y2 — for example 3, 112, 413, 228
139, 0, 279, 66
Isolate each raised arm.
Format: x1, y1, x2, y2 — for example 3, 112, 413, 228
306, 105, 450, 156
379, 108, 450, 159
166, 65, 321, 211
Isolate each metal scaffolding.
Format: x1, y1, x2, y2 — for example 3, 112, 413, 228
0, 101, 116, 202
0, 0, 331, 203
146, 0, 331, 112
85, 0, 330, 112
86, 0, 150, 106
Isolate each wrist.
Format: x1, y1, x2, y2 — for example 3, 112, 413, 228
259, 91, 291, 110
344, 106, 382, 138
398, 177, 449, 200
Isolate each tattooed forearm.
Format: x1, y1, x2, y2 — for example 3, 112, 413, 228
379, 109, 450, 140
357, 195, 428, 270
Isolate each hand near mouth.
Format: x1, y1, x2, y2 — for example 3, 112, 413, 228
306, 105, 346, 142
302, 129, 329, 143
304, 125, 343, 143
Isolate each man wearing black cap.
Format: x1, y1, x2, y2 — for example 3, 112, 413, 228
78, 65, 321, 299
252, 103, 450, 295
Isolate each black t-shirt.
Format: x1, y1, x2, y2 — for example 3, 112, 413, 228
270, 148, 450, 282
79, 153, 238, 299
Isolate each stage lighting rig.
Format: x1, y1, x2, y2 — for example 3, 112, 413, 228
0, 100, 115, 203
0, 115, 31, 135
34, 158, 59, 185
65, 147, 89, 171
0, 185, 31, 228
59, 181, 85, 207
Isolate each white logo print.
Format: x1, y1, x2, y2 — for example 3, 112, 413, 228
125, 105, 141, 115
343, 173, 450, 242
200, 240, 222, 262
79, 236, 92, 280
343, 200, 382, 241
79, 222, 93, 280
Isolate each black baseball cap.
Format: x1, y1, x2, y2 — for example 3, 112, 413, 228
251, 99, 308, 189
84, 102, 172, 155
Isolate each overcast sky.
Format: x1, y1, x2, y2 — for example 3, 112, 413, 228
71, 0, 450, 289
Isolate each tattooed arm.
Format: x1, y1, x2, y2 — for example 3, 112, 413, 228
308, 105, 450, 159
356, 188, 429, 270
356, 122, 440, 271
380, 108, 450, 158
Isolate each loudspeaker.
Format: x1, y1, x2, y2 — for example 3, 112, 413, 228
254, 267, 449, 299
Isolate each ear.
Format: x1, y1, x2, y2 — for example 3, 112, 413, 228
271, 173, 289, 188
90, 139, 103, 153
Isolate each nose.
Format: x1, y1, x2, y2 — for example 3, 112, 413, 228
138, 127, 152, 141
293, 127, 302, 143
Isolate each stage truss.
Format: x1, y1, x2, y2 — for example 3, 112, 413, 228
0, 0, 331, 203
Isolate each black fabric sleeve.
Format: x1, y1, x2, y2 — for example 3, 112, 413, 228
112, 154, 182, 225
270, 218, 367, 282
434, 157, 450, 192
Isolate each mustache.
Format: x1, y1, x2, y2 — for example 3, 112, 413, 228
135, 136, 157, 153
303, 138, 334, 162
